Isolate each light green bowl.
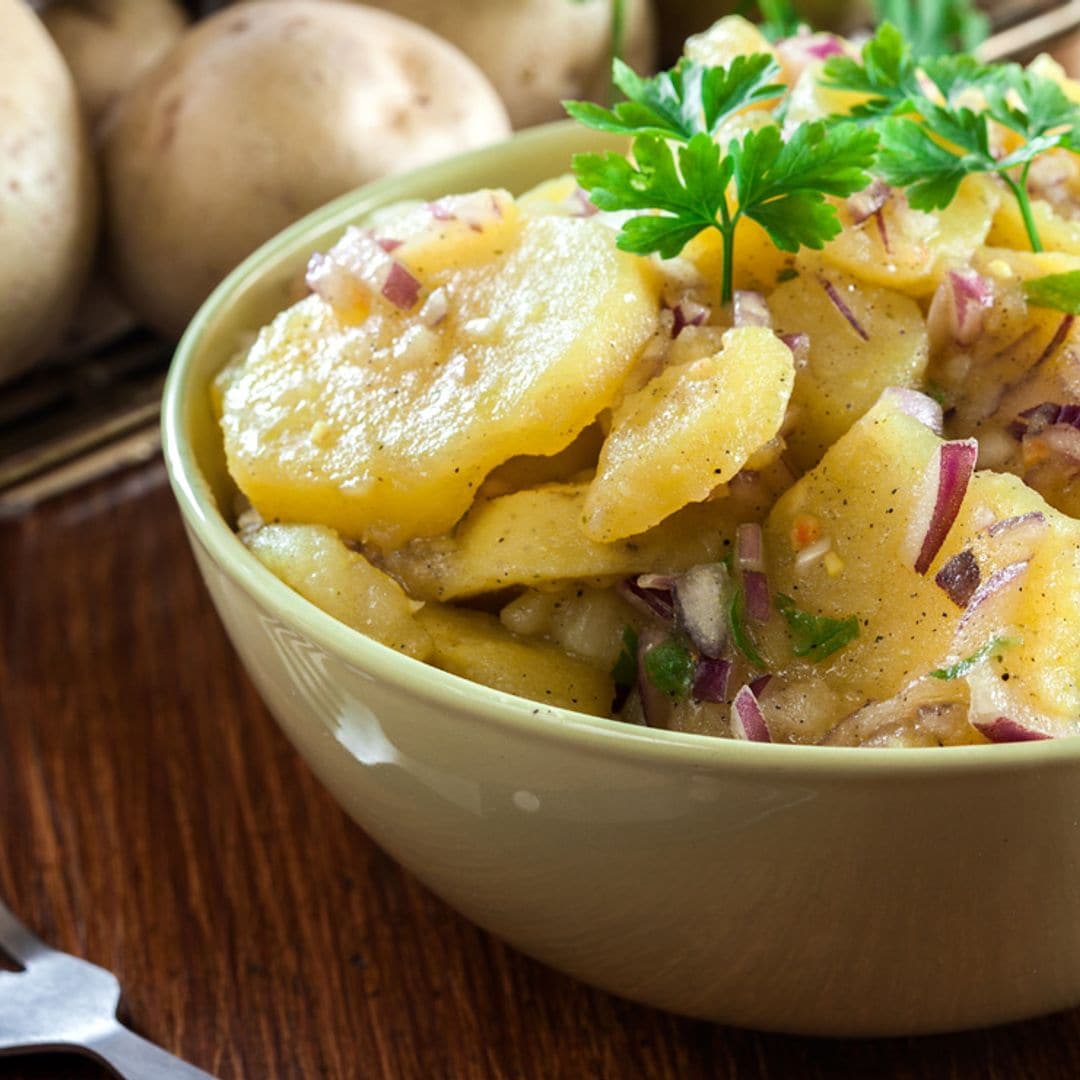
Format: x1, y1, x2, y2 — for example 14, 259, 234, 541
163, 121, 1080, 1037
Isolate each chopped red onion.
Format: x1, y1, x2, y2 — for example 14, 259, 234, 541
958, 560, 1029, 628
381, 261, 421, 310
874, 209, 891, 254
847, 178, 890, 224
927, 270, 994, 349
637, 628, 674, 728
985, 511, 1047, 541
731, 685, 771, 743
569, 186, 598, 217
972, 716, 1051, 743
671, 299, 710, 338
305, 251, 364, 311
934, 549, 980, 607
1009, 401, 1080, 439
427, 199, 455, 221
1038, 424, 1080, 464
776, 32, 846, 82
743, 571, 772, 621
419, 286, 449, 327
779, 332, 810, 368
673, 563, 731, 658
879, 387, 944, 435
619, 576, 675, 623
819, 277, 869, 341
692, 657, 731, 703
733, 290, 772, 329
736, 523, 765, 571
376, 237, 403, 253
904, 439, 979, 575
749, 673, 773, 698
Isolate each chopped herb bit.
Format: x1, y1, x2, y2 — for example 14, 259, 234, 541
1024, 271, 1080, 316
777, 594, 859, 661
644, 637, 696, 698
776, 266, 799, 283
612, 625, 639, 687
730, 584, 768, 669
930, 635, 1019, 680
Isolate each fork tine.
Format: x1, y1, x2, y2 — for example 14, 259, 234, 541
0, 897, 49, 966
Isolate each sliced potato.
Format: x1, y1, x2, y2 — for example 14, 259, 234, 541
221, 210, 660, 549
245, 523, 432, 659
416, 605, 613, 715
382, 481, 738, 601
583, 326, 795, 542
769, 270, 928, 470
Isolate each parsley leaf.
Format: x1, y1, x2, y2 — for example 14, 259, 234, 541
871, 0, 989, 59
567, 53, 877, 302
611, 626, 639, 688
564, 55, 783, 142
776, 595, 859, 661
1025, 270, 1080, 315
729, 583, 768, 669
930, 635, 1018, 680
821, 23, 920, 118
644, 638, 696, 698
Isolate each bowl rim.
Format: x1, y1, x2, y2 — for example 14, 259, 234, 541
162, 120, 1079, 777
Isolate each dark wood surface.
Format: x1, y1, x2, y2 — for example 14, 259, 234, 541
3, 459, 1080, 1079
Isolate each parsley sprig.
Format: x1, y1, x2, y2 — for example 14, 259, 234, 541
871, 0, 988, 59
565, 55, 878, 304
823, 24, 1080, 254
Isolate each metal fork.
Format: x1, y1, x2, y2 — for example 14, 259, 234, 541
0, 898, 218, 1078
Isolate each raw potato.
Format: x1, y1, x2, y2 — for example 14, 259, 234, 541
360, 0, 656, 129
416, 605, 614, 716
101, 0, 512, 337
42, 0, 188, 126
583, 327, 795, 542
221, 210, 659, 550
245, 523, 432, 659
0, 0, 98, 382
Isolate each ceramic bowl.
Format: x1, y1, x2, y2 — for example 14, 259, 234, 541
162, 122, 1080, 1037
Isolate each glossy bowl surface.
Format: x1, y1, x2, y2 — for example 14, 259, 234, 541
162, 122, 1080, 1037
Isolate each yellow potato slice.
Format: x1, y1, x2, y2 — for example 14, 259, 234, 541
818, 175, 1000, 297
768, 270, 928, 470
383, 480, 737, 601
245, 523, 432, 659
583, 326, 795, 542
220, 208, 660, 550
416, 604, 613, 716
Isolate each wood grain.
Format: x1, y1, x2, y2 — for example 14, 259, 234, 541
3, 459, 1080, 1079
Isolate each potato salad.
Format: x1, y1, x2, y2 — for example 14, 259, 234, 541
217, 16, 1080, 747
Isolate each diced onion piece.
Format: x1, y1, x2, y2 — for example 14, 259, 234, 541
780, 332, 810, 368
693, 657, 731, 703
972, 717, 1052, 743
731, 685, 771, 743
1010, 401, 1080, 438
305, 252, 365, 312
637, 627, 674, 728
743, 571, 771, 621
381, 262, 421, 310
419, 286, 449, 327
427, 190, 510, 230
903, 439, 979, 575
618, 576, 675, 624
736, 523, 764, 571
776, 31, 846, 82
733, 290, 771, 329
957, 560, 1029, 629
749, 673, 772, 697
879, 387, 944, 436
673, 563, 731, 658
847, 178, 890, 224
934, 548, 980, 607
568, 186, 598, 218
927, 269, 993, 350
819, 276, 869, 341
794, 535, 831, 573
671, 299, 710, 338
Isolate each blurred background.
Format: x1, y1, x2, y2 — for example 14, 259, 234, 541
2, 0, 1078, 510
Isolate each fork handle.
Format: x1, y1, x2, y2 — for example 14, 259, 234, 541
86, 1023, 220, 1080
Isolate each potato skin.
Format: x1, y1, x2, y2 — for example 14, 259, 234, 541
101, 0, 511, 338
365, 0, 657, 128
42, 0, 189, 126
0, 0, 98, 383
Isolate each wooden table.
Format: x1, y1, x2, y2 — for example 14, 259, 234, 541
2, 458, 1079, 1079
